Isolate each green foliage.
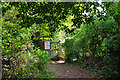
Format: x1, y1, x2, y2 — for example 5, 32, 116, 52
62, 39, 75, 62
2, 6, 54, 78
63, 15, 120, 78
105, 2, 120, 26
3, 46, 53, 78
2, 1, 120, 78
2, 2, 104, 33
62, 2, 120, 78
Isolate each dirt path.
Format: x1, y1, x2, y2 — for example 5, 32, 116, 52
48, 61, 94, 78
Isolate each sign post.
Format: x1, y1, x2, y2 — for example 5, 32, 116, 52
44, 41, 51, 50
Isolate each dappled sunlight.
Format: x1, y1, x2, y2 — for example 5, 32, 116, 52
2, 1, 120, 78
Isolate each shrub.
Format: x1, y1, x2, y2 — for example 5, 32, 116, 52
2, 17, 53, 78
63, 16, 120, 78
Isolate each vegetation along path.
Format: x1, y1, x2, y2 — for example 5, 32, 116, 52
48, 61, 94, 78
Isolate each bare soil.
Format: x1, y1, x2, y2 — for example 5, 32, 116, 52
48, 61, 94, 78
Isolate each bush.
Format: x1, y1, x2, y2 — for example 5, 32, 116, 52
62, 39, 75, 62
63, 16, 120, 78
2, 16, 53, 78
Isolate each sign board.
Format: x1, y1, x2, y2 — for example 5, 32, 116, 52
44, 41, 50, 50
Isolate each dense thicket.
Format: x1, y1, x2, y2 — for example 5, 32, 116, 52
2, 2, 104, 33
2, 2, 120, 78
63, 2, 120, 78
2, 5, 53, 78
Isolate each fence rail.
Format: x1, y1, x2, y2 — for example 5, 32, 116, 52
47, 41, 60, 57
50, 49, 59, 51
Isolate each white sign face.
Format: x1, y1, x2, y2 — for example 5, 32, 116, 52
44, 41, 50, 50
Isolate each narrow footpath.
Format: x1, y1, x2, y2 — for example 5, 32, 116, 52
48, 61, 94, 78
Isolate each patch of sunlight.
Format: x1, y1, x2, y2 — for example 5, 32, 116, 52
40, 37, 53, 40
86, 52, 90, 56
59, 47, 65, 59
56, 61, 65, 64
80, 53, 83, 56
73, 58, 77, 61
97, 53, 103, 56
